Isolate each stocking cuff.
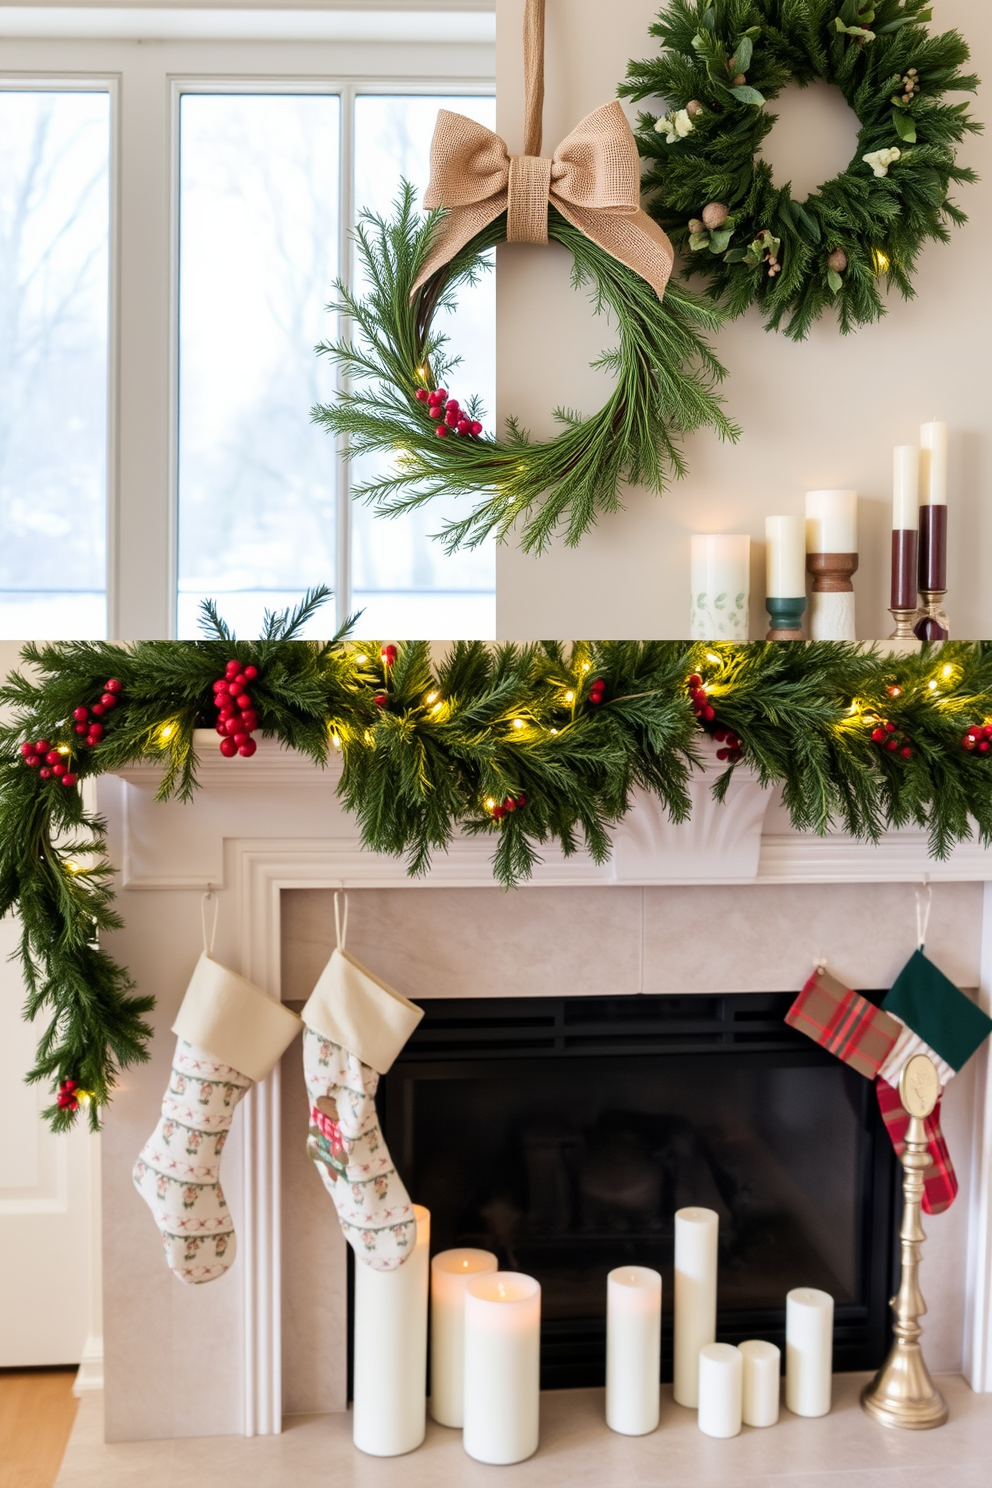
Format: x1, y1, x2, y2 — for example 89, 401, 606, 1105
877, 1016, 955, 1090
172, 953, 302, 1081
301, 947, 423, 1074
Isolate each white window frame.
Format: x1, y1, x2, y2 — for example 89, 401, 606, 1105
0, 24, 495, 639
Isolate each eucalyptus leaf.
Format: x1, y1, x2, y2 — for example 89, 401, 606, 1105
689, 231, 712, 251
732, 36, 753, 73
731, 85, 765, 106
827, 268, 843, 293
723, 247, 747, 263
893, 109, 917, 143
708, 227, 733, 253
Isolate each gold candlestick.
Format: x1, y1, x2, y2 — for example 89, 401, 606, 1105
861, 1054, 948, 1430
888, 608, 918, 641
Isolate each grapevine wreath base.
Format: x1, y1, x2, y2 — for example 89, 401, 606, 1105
623, 0, 981, 340
3, 598, 992, 1131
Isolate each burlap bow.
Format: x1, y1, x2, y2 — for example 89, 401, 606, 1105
411, 101, 675, 301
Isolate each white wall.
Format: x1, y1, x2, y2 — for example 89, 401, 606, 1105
494, 0, 991, 639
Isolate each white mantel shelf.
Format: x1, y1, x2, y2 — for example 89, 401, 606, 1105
110, 732, 992, 890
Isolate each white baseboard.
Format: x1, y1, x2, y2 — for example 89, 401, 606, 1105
73, 1332, 104, 1395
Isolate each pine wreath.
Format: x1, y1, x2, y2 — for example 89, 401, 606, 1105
312, 185, 740, 555
621, 0, 981, 340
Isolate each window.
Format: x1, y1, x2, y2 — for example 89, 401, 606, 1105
0, 15, 495, 639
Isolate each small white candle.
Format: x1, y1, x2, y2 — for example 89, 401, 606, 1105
765, 515, 806, 598
739, 1339, 781, 1427
697, 1343, 742, 1438
920, 421, 948, 505
892, 446, 920, 530
430, 1248, 498, 1427
690, 535, 750, 640
805, 490, 857, 554
673, 1206, 719, 1408
463, 1272, 541, 1465
606, 1266, 661, 1436
786, 1287, 834, 1417
353, 1205, 430, 1457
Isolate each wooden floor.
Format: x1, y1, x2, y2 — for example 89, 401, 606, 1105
0, 1370, 77, 1488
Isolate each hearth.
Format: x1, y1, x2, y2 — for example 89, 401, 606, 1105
378, 993, 897, 1390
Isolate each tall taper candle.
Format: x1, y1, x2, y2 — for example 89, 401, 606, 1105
785, 1287, 834, 1418
430, 1248, 498, 1427
673, 1206, 719, 1408
353, 1205, 430, 1456
919, 422, 948, 592
891, 446, 919, 618
606, 1266, 662, 1436
690, 535, 750, 640
463, 1272, 541, 1464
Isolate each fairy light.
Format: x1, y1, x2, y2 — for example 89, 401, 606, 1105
887, 685, 902, 698
873, 248, 890, 274
512, 718, 525, 730
928, 680, 938, 691
706, 652, 721, 666
431, 702, 443, 715
942, 663, 954, 679
355, 654, 368, 666
564, 690, 575, 703
331, 733, 341, 750
580, 662, 591, 672
159, 724, 175, 741
426, 692, 439, 705
485, 797, 496, 811
58, 746, 70, 755
549, 727, 558, 736
416, 365, 427, 378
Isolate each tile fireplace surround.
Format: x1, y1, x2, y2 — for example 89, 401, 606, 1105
75, 735, 992, 1482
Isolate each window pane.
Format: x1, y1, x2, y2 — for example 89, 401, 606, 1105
177, 95, 340, 639
0, 91, 110, 638
351, 95, 495, 639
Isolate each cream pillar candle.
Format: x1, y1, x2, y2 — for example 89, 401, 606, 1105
739, 1339, 781, 1427
353, 1205, 430, 1457
765, 515, 806, 598
690, 535, 750, 640
673, 1206, 719, 1408
463, 1272, 541, 1465
605, 1266, 661, 1436
805, 489, 857, 553
785, 1287, 834, 1417
697, 1343, 742, 1438
429, 1248, 498, 1427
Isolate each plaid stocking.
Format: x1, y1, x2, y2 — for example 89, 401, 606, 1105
874, 1076, 958, 1215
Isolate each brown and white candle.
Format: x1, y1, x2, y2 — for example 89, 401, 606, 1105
805, 490, 858, 641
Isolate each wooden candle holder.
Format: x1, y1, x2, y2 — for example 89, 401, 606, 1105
806, 553, 858, 641
765, 597, 806, 641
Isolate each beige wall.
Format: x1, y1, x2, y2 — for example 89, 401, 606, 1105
494, 0, 991, 639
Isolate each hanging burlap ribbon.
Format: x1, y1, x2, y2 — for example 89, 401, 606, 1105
412, 0, 674, 299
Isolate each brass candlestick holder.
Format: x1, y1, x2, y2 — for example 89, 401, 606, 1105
913, 591, 949, 643
888, 608, 918, 641
861, 1054, 948, 1431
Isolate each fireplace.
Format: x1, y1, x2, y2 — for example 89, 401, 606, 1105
379, 991, 897, 1390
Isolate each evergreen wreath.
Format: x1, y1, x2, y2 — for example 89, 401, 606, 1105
312, 185, 740, 555
621, 0, 981, 340
5, 595, 992, 1131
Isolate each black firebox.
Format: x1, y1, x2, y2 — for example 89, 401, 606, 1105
378, 992, 896, 1391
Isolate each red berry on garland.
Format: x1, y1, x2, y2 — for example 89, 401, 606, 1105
35, 740, 50, 755
446, 398, 460, 412
702, 705, 715, 722
219, 737, 238, 758
19, 741, 33, 757
62, 774, 77, 787
104, 679, 122, 694
688, 673, 703, 688
73, 706, 89, 722
436, 389, 447, 403
236, 693, 252, 710
900, 746, 912, 759
100, 693, 117, 710
503, 797, 516, 813
717, 747, 729, 761
231, 674, 246, 691
492, 805, 505, 820
233, 732, 249, 748
382, 645, 397, 665
470, 421, 483, 437
984, 725, 992, 741
981, 741, 991, 755
516, 793, 527, 808
871, 728, 885, 742
884, 721, 896, 733
886, 738, 899, 751
436, 425, 448, 438
416, 388, 430, 402
74, 723, 88, 735
227, 681, 241, 696
88, 724, 104, 742
692, 688, 707, 706
456, 419, 471, 435
24, 754, 40, 768
216, 723, 228, 737
244, 665, 258, 681
212, 678, 228, 692
91, 704, 105, 717
39, 768, 52, 779
241, 711, 259, 732
373, 692, 388, 708
52, 762, 66, 776
45, 750, 60, 765
226, 660, 240, 677
963, 735, 976, 751
238, 739, 257, 758
445, 409, 459, 427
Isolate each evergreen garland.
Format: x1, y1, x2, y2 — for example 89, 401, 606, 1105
621, 0, 981, 340
4, 602, 992, 1130
312, 185, 740, 555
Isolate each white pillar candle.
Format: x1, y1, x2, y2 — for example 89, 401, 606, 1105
353, 1205, 430, 1457
805, 490, 857, 553
892, 446, 919, 530
785, 1287, 834, 1418
463, 1272, 541, 1465
739, 1339, 781, 1427
673, 1206, 719, 1408
920, 421, 948, 506
429, 1248, 498, 1427
697, 1343, 742, 1438
690, 534, 750, 640
606, 1266, 661, 1436
765, 515, 806, 598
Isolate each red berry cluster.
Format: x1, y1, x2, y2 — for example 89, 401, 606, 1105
961, 723, 992, 755
19, 676, 123, 787
871, 719, 912, 760
211, 660, 260, 758
415, 387, 483, 441
491, 792, 527, 821
57, 1079, 80, 1113
381, 645, 397, 667
588, 677, 605, 705
686, 673, 743, 763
